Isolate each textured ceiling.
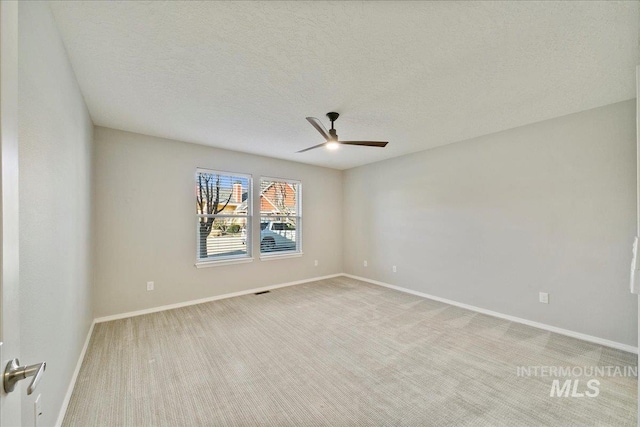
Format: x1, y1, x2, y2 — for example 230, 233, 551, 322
50, 1, 638, 170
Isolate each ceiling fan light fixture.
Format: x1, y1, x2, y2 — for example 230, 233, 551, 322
326, 141, 339, 150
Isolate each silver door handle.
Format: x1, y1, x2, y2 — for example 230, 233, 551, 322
3, 358, 46, 395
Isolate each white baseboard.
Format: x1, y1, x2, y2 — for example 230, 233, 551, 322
55, 319, 96, 427
94, 273, 343, 323
343, 274, 638, 354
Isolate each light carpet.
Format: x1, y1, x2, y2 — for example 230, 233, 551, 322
63, 276, 637, 426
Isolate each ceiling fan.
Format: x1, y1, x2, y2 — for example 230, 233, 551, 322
297, 112, 389, 153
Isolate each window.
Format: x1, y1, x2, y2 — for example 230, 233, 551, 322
259, 178, 301, 255
196, 169, 251, 264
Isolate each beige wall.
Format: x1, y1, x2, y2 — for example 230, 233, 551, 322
19, 2, 94, 426
343, 100, 638, 346
92, 127, 343, 318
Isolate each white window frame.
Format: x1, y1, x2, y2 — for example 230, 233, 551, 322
259, 176, 302, 260
195, 168, 253, 267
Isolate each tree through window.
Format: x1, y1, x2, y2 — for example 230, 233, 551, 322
196, 169, 251, 263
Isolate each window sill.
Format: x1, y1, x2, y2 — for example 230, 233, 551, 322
195, 257, 254, 268
260, 252, 303, 261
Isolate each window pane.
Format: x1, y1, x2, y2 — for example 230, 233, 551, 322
198, 217, 248, 260
259, 216, 299, 253
196, 172, 249, 216
260, 180, 299, 217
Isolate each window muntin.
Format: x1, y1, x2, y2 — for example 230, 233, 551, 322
196, 169, 251, 263
259, 178, 301, 255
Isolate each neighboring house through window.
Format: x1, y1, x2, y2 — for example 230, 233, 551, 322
196, 168, 251, 264
259, 178, 301, 255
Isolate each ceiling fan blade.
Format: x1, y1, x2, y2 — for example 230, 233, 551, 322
306, 117, 330, 141
340, 141, 388, 148
296, 142, 327, 153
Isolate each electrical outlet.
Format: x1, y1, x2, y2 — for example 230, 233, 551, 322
363, 260, 368, 267
392, 265, 397, 273
314, 260, 318, 267
34, 394, 42, 427
539, 292, 549, 304
147, 281, 154, 291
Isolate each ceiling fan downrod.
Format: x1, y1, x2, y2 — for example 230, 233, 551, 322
327, 112, 339, 140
